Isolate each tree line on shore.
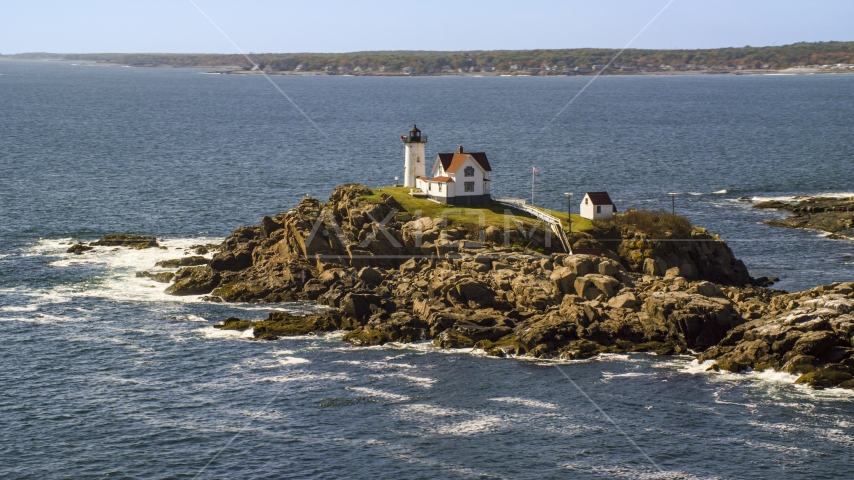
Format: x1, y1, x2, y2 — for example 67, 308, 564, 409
6, 42, 854, 73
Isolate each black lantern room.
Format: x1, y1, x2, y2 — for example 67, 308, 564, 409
402, 125, 427, 143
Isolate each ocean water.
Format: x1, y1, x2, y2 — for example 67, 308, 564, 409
1, 59, 853, 479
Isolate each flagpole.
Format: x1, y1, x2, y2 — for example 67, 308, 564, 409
531, 167, 535, 206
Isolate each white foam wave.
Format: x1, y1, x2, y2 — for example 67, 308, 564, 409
749, 191, 854, 203
396, 403, 504, 436
369, 373, 436, 388
601, 371, 656, 380
435, 417, 502, 436
348, 387, 410, 402
277, 356, 310, 366
712, 189, 728, 194
688, 192, 704, 196
185, 314, 208, 322
20, 236, 224, 304
270, 349, 295, 356
197, 326, 254, 340
490, 397, 558, 409
260, 372, 351, 383
0, 305, 38, 312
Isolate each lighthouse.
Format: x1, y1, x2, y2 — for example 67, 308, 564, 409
401, 125, 427, 188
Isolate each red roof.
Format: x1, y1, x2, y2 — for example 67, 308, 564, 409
424, 176, 454, 183
436, 152, 492, 173
585, 192, 614, 205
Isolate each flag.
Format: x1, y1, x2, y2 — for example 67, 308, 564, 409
533, 167, 539, 174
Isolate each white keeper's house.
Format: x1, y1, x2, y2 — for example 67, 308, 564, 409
400, 125, 492, 206
580, 191, 617, 220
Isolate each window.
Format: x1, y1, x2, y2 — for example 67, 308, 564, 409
438, 183, 443, 192
464, 182, 475, 192
585, 198, 589, 205
596, 206, 601, 213
464, 166, 474, 177
416, 156, 420, 163
428, 183, 432, 191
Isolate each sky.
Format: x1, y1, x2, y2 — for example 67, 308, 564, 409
1, 0, 852, 54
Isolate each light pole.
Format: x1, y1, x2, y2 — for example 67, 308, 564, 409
668, 192, 678, 215
394, 176, 399, 187
563, 192, 573, 235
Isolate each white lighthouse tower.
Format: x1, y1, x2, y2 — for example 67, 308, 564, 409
401, 125, 427, 188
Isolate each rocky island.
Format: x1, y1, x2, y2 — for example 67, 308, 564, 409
79, 185, 854, 389
756, 195, 854, 239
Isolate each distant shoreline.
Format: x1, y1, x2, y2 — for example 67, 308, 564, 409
3, 57, 852, 77
4, 42, 854, 77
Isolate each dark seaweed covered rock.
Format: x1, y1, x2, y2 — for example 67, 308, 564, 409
91, 234, 159, 249
135, 271, 175, 283
155, 256, 208, 268
66, 243, 93, 254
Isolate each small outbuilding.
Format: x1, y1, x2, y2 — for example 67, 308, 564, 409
580, 192, 617, 220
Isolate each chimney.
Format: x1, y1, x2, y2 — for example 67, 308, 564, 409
458, 145, 464, 153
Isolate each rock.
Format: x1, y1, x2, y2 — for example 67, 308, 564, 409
664, 267, 682, 280
250, 310, 352, 340
699, 287, 854, 377
690, 281, 721, 297
574, 274, 620, 300
454, 279, 497, 306
165, 266, 221, 296
795, 366, 854, 389
66, 243, 93, 254
155, 256, 209, 268
399, 258, 419, 274
302, 279, 328, 300
783, 354, 819, 375
549, 267, 577, 295
340, 293, 381, 322
608, 292, 638, 309
642, 257, 668, 277
433, 323, 512, 349
598, 260, 621, 277
259, 215, 283, 238
210, 248, 254, 271
136, 271, 175, 283
563, 255, 598, 276
643, 291, 743, 350
357, 267, 384, 285
789, 331, 840, 358
91, 234, 159, 249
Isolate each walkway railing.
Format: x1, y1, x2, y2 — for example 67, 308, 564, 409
494, 198, 572, 254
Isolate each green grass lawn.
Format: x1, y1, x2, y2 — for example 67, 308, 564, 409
361, 186, 592, 232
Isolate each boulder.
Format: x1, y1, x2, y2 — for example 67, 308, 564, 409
563, 255, 598, 276
340, 293, 381, 322
643, 291, 743, 350
165, 266, 221, 296
664, 267, 682, 280
357, 267, 384, 285
549, 267, 577, 295
608, 292, 638, 309
454, 279, 497, 306
795, 366, 854, 389
598, 260, 621, 277
574, 274, 620, 300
